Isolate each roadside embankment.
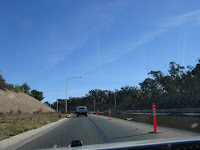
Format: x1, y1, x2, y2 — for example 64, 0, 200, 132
0, 112, 67, 141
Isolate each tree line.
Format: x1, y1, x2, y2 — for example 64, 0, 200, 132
0, 75, 44, 101
47, 59, 200, 111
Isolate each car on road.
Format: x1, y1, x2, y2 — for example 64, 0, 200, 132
75, 106, 88, 117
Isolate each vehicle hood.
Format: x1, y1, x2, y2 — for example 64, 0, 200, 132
37, 136, 200, 150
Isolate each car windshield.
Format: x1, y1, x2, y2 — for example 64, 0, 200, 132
0, 0, 200, 150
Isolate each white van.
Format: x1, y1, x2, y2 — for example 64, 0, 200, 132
75, 106, 88, 117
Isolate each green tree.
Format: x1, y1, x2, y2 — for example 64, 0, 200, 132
6, 84, 14, 91
139, 78, 162, 99
58, 99, 66, 111
161, 76, 176, 95
168, 62, 185, 78
44, 101, 51, 107
191, 59, 200, 93
22, 82, 30, 94
31, 89, 45, 101
14, 85, 22, 92
0, 74, 6, 90
148, 70, 175, 95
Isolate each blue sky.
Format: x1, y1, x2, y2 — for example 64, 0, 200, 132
1, 0, 200, 103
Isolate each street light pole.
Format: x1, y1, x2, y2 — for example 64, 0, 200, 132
114, 92, 116, 110
93, 97, 95, 111
65, 79, 68, 114
57, 92, 58, 112
66, 77, 82, 113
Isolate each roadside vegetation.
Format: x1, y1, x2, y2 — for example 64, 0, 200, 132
1, 59, 199, 117
0, 75, 44, 102
1, 59, 199, 111
0, 112, 67, 141
49, 59, 200, 110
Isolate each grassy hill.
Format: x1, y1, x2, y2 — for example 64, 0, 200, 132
0, 89, 55, 114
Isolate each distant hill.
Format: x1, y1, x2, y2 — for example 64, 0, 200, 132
0, 89, 55, 113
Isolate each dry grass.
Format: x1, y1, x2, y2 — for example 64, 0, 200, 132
0, 113, 67, 141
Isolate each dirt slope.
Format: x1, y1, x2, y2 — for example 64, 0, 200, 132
0, 89, 55, 113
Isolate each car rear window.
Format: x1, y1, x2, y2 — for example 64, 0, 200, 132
79, 108, 85, 109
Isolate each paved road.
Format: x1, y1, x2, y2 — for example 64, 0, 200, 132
17, 114, 200, 150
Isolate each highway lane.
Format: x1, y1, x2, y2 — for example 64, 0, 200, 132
17, 115, 104, 150
17, 114, 200, 150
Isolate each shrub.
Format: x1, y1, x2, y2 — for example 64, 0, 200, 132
0, 112, 4, 117
6, 84, 14, 91
58, 114, 62, 118
0, 74, 6, 90
17, 110, 22, 114
14, 85, 22, 93
33, 108, 43, 114
61, 109, 65, 114
9, 110, 13, 114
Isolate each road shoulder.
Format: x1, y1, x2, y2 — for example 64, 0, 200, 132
0, 117, 70, 150
90, 114, 200, 140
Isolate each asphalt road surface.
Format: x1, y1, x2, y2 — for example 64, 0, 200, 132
17, 114, 200, 150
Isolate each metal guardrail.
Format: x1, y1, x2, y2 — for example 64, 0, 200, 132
116, 108, 200, 114
85, 108, 200, 115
